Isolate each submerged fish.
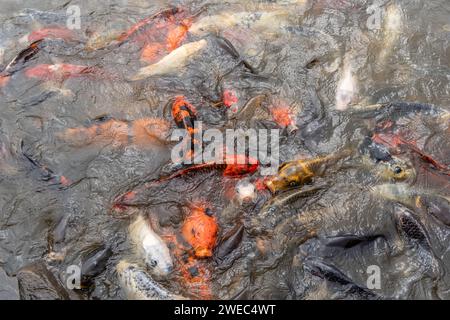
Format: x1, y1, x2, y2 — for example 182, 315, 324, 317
117, 261, 184, 300
189, 10, 291, 37
181, 204, 218, 258
57, 118, 171, 148
0, 40, 43, 87
25, 63, 101, 81
265, 149, 351, 193
304, 258, 380, 300
374, 155, 416, 182
129, 215, 173, 276
17, 261, 71, 300
21, 26, 77, 44
373, 183, 450, 226
130, 39, 207, 80
335, 62, 358, 110
214, 224, 244, 262
80, 244, 113, 286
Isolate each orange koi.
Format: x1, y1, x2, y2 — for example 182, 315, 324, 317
25, 64, 100, 81
181, 204, 218, 258
26, 27, 76, 43
58, 118, 170, 148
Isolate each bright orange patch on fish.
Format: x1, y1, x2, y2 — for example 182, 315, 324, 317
223, 154, 259, 177
166, 21, 191, 51
140, 43, 165, 63
181, 204, 218, 258
28, 27, 76, 43
223, 90, 238, 108
270, 105, 295, 128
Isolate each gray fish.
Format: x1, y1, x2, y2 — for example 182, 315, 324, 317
80, 244, 113, 284
215, 224, 244, 262
116, 261, 184, 300
17, 261, 71, 300
304, 258, 381, 300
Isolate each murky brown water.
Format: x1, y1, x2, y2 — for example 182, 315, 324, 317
0, 0, 449, 300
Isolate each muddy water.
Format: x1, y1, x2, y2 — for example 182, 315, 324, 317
0, 0, 449, 299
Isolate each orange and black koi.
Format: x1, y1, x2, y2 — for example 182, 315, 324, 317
171, 96, 197, 133
111, 155, 259, 211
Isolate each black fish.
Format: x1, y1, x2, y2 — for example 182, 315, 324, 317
304, 258, 380, 300
323, 234, 384, 249
214, 224, 244, 262
80, 244, 113, 285
1, 40, 42, 76
17, 260, 71, 300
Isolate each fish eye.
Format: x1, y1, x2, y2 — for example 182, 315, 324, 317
150, 259, 158, 267
205, 208, 213, 216
289, 181, 298, 187
393, 166, 403, 174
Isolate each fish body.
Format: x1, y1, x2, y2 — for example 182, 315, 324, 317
17, 261, 71, 300
181, 205, 218, 258
25, 27, 76, 43
25, 63, 98, 81
129, 215, 173, 276
130, 39, 207, 80
58, 118, 170, 148
117, 261, 183, 300
265, 150, 350, 193
189, 10, 290, 37
215, 224, 244, 261
171, 96, 198, 133
335, 65, 357, 110
373, 183, 450, 226
305, 258, 380, 300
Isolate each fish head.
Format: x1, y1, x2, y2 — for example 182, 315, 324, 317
142, 235, 173, 276
377, 156, 415, 182
265, 161, 304, 193
182, 206, 218, 258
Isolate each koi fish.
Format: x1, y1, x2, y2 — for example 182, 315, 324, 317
171, 96, 197, 133
112, 154, 259, 211
117, 261, 185, 300
181, 204, 218, 258
22, 145, 71, 187
21, 26, 77, 44
129, 215, 173, 276
265, 149, 351, 193
130, 39, 207, 80
57, 118, 170, 148
372, 132, 449, 174
25, 63, 100, 81
372, 183, 450, 226
304, 258, 380, 300
0, 40, 43, 87
269, 98, 299, 133
189, 10, 291, 37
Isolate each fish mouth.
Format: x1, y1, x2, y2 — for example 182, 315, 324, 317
264, 180, 276, 193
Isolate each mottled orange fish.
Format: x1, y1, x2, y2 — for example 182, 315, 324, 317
181, 204, 218, 258
58, 118, 170, 148
115, 7, 192, 63
25, 64, 100, 81
26, 27, 76, 43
